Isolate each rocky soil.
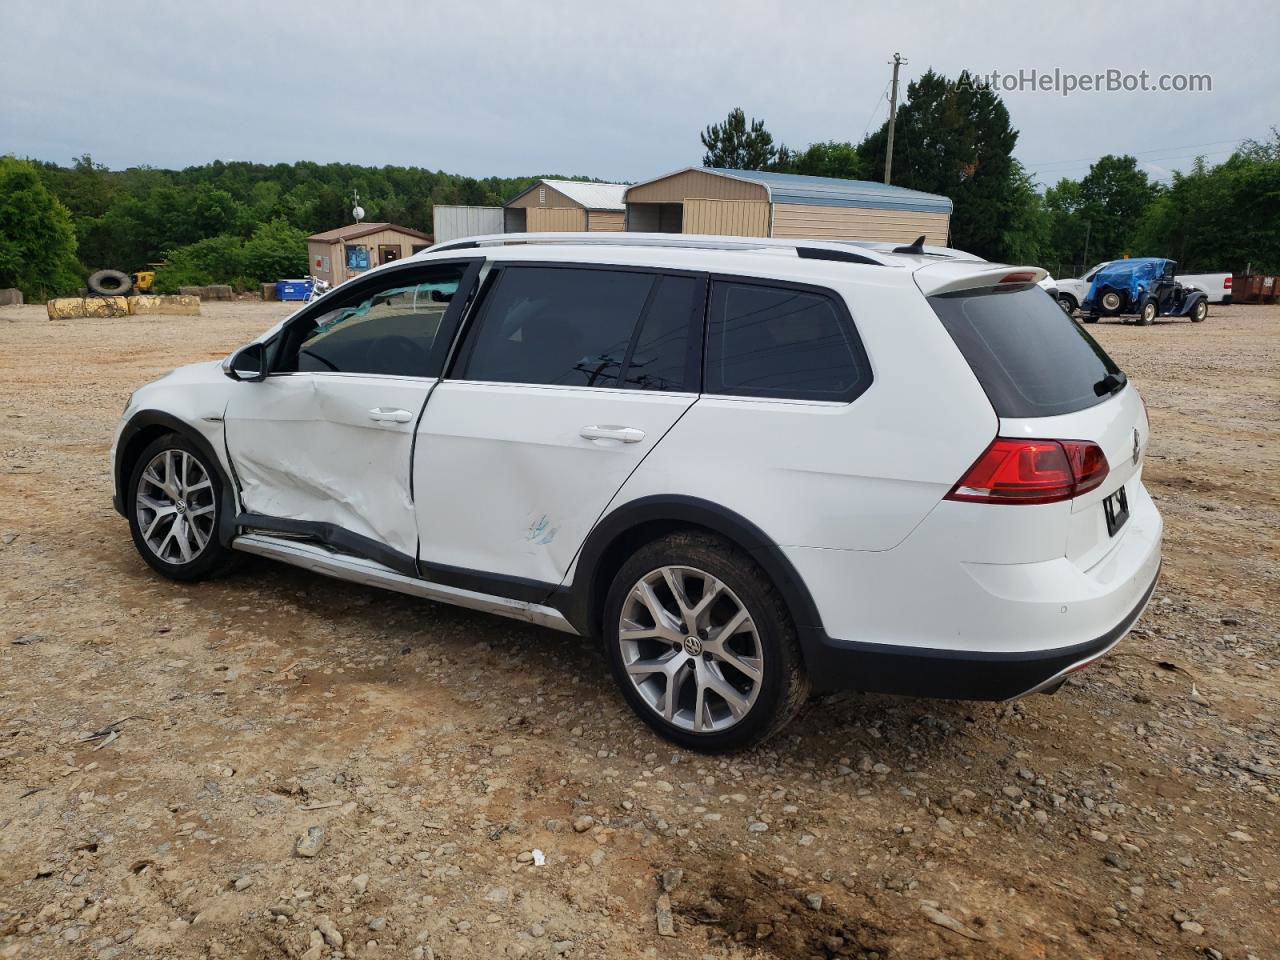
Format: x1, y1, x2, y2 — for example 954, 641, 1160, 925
1, 300, 1277, 960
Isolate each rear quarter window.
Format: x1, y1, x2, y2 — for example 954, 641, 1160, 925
706, 279, 870, 402
929, 284, 1122, 418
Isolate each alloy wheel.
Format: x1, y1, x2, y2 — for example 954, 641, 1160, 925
135, 449, 216, 564
617, 565, 763, 733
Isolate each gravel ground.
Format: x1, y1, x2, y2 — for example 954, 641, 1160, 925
0, 299, 1277, 960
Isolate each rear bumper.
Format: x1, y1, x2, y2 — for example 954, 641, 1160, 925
799, 562, 1159, 700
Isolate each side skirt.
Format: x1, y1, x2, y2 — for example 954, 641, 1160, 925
231, 533, 578, 635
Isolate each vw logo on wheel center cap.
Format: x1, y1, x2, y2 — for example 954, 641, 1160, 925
683, 635, 703, 656
175, 499, 188, 514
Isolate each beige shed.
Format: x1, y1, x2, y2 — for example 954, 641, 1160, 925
624, 167, 953, 245
306, 222, 435, 287
504, 179, 628, 233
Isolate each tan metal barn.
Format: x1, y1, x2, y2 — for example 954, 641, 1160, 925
504, 179, 627, 233
307, 222, 434, 287
624, 167, 952, 245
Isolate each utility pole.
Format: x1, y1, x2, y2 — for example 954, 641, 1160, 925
883, 52, 907, 185
1082, 220, 1092, 271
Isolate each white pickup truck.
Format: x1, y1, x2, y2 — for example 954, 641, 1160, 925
1054, 262, 1232, 311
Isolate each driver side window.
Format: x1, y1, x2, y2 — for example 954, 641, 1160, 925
278, 265, 468, 377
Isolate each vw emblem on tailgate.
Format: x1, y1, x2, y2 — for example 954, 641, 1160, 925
1132, 429, 1141, 465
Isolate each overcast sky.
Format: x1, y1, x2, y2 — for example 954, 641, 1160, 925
4, 0, 1276, 189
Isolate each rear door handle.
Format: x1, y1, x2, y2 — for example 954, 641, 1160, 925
580, 425, 645, 443
369, 407, 414, 423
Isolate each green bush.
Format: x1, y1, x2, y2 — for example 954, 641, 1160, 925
153, 219, 308, 293
152, 234, 247, 293
243, 219, 308, 282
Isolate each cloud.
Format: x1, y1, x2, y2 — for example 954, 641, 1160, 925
2, 0, 1274, 186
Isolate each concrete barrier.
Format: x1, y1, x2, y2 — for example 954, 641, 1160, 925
47, 296, 130, 318
176, 284, 236, 301
0, 288, 23, 306
46, 295, 201, 319
128, 295, 201, 316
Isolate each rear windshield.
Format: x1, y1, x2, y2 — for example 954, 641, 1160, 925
929, 284, 1122, 418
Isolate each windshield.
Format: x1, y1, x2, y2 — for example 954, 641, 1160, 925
929, 283, 1123, 419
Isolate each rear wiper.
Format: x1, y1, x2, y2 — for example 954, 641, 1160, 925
1093, 371, 1127, 397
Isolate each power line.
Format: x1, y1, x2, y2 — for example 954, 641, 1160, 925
860, 77, 892, 142
1022, 136, 1248, 170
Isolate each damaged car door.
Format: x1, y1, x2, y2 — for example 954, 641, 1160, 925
413, 264, 706, 587
223, 260, 480, 569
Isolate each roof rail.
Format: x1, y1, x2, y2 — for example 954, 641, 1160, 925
426, 232, 895, 265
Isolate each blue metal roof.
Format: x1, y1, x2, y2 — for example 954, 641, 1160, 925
705, 167, 953, 214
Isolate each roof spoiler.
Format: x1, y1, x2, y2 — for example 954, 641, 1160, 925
914, 264, 1049, 297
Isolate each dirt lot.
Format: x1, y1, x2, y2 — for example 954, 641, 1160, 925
1, 299, 1277, 960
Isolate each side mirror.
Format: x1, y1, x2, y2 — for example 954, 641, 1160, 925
225, 343, 267, 382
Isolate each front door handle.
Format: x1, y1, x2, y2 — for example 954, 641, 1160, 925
369, 407, 414, 423
580, 425, 645, 443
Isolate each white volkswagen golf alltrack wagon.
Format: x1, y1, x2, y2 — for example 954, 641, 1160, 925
112, 233, 1162, 750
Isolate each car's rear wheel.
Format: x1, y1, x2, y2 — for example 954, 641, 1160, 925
1100, 289, 1122, 313
603, 532, 808, 752
1138, 300, 1158, 325
127, 434, 239, 581
1191, 299, 1208, 322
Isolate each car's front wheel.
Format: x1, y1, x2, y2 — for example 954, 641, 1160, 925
1191, 299, 1208, 322
1057, 293, 1078, 315
1138, 300, 1158, 325
603, 532, 809, 752
127, 433, 239, 581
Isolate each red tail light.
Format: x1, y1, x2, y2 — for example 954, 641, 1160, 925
1224, 276, 1233, 289
946, 438, 1109, 505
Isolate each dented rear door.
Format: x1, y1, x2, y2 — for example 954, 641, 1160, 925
412, 266, 705, 587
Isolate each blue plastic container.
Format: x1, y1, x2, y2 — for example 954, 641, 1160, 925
276, 279, 313, 301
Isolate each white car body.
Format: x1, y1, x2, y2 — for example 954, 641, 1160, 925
1057, 262, 1233, 307
112, 233, 1161, 746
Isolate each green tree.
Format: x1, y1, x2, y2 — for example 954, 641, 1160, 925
701, 107, 781, 170
783, 141, 868, 180
1075, 155, 1161, 262
1133, 131, 1280, 272
0, 155, 81, 299
858, 70, 1030, 261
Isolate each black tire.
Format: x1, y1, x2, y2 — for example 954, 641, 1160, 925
1082, 315, 1099, 324
1138, 300, 1157, 325
87, 269, 133, 297
1057, 293, 1078, 315
1190, 299, 1208, 322
602, 531, 809, 752
126, 433, 240, 581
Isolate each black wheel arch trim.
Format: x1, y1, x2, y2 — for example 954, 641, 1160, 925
554, 494, 826, 641
113, 409, 239, 548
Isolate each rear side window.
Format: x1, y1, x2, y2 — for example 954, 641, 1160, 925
706, 280, 870, 402
929, 284, 1122, 418
458, 266, 654, 388
620, 274, 700, 392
